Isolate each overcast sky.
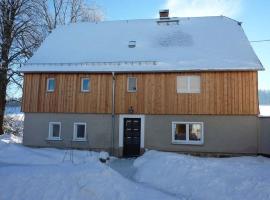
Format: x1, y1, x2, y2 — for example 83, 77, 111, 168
96, 0, 270, 90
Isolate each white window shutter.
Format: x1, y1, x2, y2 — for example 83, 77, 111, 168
189, 76, 201, 93
177, 76, 188, 93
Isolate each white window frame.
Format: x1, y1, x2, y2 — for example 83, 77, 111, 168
48, 122, 61, 140
47, 78, 55, 92
81, 78, 90, 92
177, 75, 201, 93
73, 122, 87, 141
127, 77, 137, 92
172, 122, 204, 145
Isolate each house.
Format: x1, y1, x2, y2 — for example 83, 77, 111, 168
21, 10, 265, 157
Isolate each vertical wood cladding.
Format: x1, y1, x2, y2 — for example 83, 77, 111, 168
22, 72, 259, 115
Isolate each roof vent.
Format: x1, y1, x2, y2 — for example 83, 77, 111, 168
159, 9, 169, 19
128, 41, 136, 48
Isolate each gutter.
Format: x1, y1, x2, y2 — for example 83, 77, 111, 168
111, 72, 116, 155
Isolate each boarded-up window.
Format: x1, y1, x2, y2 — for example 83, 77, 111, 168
177, 76, 200, 93
127, 77, 137, 92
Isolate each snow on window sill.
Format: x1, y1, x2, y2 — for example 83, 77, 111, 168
72, 139, 87, 142
46, 138, 62, 141
80, 90, 90, 93
172, 140, 204, 146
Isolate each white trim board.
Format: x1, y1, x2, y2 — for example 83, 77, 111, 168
119, 115, 145, 148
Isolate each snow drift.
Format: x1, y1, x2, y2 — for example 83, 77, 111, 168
134, 150, 270, 200
0, 136, 178, 200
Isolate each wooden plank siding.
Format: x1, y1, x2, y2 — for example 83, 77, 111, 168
22, 73, 112, 113
22, 72, 259, 115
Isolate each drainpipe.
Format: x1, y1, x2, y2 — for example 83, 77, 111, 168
111, 72, 116, 155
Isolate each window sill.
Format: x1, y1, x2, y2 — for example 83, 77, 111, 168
177, 92, 200, 94
172, 141, 204, 146
46, 138, 63, 141
72, 139, 88, 142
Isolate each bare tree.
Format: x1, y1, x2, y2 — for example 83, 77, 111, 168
0, 0, 43, 134
0, 0, 104, 135
36, 0, 104, 34
80, 2, 104, 22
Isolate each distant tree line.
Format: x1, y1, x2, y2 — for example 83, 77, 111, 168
259, 90, 270, 105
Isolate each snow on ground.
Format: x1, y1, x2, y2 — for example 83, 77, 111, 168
134, 150, 270, 200
0, 135, 178, 200
109, 159, 136, 179
260, 105, 270, 116
2, 135, 270, 200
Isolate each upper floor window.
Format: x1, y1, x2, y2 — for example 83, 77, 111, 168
177, 75, 200, 93
172, 122, 204, 145
127, 77, 137, 92
48, 122, 61, 140
81, 78, 90, 92
47, 78, 55, 92
73, 123, 87, 141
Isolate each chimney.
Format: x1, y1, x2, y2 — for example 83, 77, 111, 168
159, 9, 169, 19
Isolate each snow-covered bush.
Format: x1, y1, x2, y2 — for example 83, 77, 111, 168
3, 115, 24, 136
134, 150, 270, 200
99, 151, 110, 163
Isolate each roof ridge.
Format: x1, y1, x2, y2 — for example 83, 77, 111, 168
62, 15, 231, 26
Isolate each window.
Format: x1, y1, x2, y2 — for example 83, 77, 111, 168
47, 78, 55, 92
48, 122, 61, 140
172, 122, 203, 145
127, 77, 137, 92
128, 41, 136, 48
73, 123, 87, 141
81, 78, 90, 92
177, 76, 200, 93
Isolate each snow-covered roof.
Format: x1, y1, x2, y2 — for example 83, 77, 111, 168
21, 16, 264, 73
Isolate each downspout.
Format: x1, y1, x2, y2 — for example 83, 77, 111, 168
111, 72, 116, 155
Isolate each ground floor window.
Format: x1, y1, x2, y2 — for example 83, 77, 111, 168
172, 122, 204, 145
48, 122, 61, 140
73, 123, 87, 141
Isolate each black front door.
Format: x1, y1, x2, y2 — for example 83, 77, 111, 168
123, 118, 141, 157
